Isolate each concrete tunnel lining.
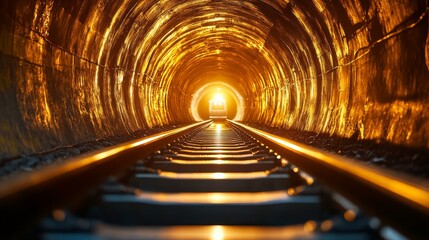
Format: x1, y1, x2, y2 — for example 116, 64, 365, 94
0, 0, 428, 158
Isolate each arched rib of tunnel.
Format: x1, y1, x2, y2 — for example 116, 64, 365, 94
0, 0, 428, 158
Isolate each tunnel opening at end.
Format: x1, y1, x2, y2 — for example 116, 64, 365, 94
191, 83, 244, 121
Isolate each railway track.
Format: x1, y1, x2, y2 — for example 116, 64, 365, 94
0, 120, 428, 239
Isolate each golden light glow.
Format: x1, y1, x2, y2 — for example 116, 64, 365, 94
305, 177, 314, 185
173, 153, 256, 159
299, 172, 315, 185
96, 225, 314, 239
170, 159, 259, 165
344, 210, 356, 222
2, 0, 427, 167
211, 225, 224, 240
52, 209, 66, 222
135, 190, 290, 204
213, 172, 226, 179
216, 123, 222, 132
158, 171, 268, 179
0, 121, 210, 200
213, 93, 225, 103
231, 121, 429, 211
320, 220, 333, 232
303, 220, 317, 232
286, 186, 304, 196
281, 159, 288, 167
190, 83, 244, 121
180, 149, 251, 154
90, 122, 208, 161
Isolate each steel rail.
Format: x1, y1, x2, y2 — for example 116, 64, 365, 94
229, 120, 429, 239
0, 120, 211, 234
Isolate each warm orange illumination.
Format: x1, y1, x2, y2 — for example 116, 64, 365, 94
281, 159, 288, 166
179, 149, 252, 154
299, 172, 315, 185
286, 186, 304, 196
231, 121, 429, 211
305, 177, 314, 185
2, 0, 428, 169
173, 153, 256, 159
209, 92, 227, 119
213, 172, 226, 179
213, 93, 225, 102
191, 83, 244, 121
90, 123, 207, 161
96, 224, 314, 239
135, 190, 290, 204
211, 225, 224, 240
158, 171, 268, 179
170, 159, 259, 165
320, 220, 333, 232
52, 209, 66, 222
344, 210, 356, 222
0, 121, 210, 200
303, 220, 317, 232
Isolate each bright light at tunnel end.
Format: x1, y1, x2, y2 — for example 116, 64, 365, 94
214, 93, 224, 101
212, 93, 225, 105
190, 82, 244, 121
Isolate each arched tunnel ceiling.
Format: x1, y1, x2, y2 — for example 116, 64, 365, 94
0, 0, 428, 158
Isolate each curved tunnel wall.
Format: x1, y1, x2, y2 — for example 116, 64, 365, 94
0, 0, 428, 158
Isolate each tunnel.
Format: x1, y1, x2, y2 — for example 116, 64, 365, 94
0, 0, 428, 159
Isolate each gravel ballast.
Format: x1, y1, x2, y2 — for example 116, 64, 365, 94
245, 123, 429, 179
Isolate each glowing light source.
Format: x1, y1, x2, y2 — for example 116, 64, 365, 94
321, 220, 333, 232
158, 171, 268, 179
211, 225, 224, 240
344, 210, 357, 222
169, 159, 259, 164
213, 172, 226, 179
214, 93, 225, 102
211, 93, 226, 106
303, 220, 317, 232
134, 190, 290, 204
281, 159, 288, 166
190, 82, 244, 121
52, 209, 66, 222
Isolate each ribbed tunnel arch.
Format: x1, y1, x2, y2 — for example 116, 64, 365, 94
0, 0, 428, 158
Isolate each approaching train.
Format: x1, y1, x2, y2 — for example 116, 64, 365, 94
209, 94, 227, 119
